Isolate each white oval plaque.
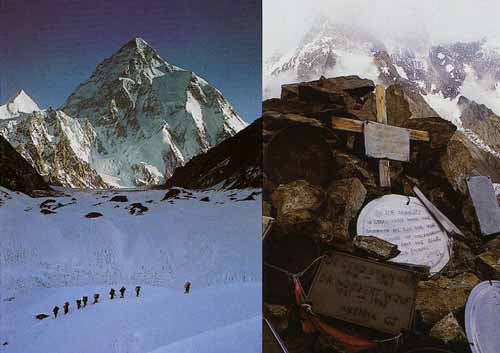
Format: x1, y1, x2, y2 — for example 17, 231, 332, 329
465, 281, 500, 353
357, 195, 451, 274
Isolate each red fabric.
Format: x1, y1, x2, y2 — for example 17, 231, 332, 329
292, 276, 377, 353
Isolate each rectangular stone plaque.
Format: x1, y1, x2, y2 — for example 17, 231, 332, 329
263, 319, 289, 353
364, 121, 410, 162
308, 251, 417, 335
467, 176, 500, 236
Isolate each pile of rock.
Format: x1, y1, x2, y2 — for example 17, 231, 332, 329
263, 76, 500, 353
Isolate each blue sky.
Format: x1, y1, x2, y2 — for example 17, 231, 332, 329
0, 0, 261, 122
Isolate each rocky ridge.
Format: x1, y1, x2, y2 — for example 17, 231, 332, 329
163, 118, 262, 190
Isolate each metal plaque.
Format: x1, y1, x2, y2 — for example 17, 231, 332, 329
467, 176, 500, 236
413, 186, 464, 237
465, 281, 500, 353
364, 121, 410, 162
357, 195, 451, 274
263, 319, 289, 353
308, 251, 417, 335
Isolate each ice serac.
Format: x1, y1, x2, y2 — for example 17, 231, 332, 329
0, 90, 40, 120
62, 37, 247, 187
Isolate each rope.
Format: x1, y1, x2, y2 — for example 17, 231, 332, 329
264, 254, 327, 279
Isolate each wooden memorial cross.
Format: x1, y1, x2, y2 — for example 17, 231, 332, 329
375, 85, 391, 187
330, 85, 430, 187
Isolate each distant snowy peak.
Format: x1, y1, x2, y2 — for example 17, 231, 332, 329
266, 18, 500, 102
60, 36, 246, 187
0, 90, 40, 120
264, 19, 500, 159
268, 19, 381, 81
1, 37, 247, 188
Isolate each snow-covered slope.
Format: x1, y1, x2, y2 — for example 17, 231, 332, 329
0, 186, 261, 352
1, 38, 247, 188
0, 90, 40, 120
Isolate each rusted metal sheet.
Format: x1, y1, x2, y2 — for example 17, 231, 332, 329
307, 251, 418, 335
364, 121, 410, 162
263, 318, 289, 353
467, 176, 500, 236
357, 194, 451, 274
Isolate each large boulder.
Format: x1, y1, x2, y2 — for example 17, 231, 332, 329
264, 125, 336, 187
316, 178, 367, 244
415, 272, 480, 326
404, 117, 457, 150
429, 312, 467, 345
475, 248, 500, 279
441, 132, 500, 194
271, 180, 325, 235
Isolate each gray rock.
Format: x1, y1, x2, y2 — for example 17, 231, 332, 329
416, 272, 480, 326
316, 178, 367, 244
271, 180, 324, 235
353, 235, 400, 260
429, 312, 467, 345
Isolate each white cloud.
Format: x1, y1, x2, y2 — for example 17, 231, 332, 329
264, 0, 500, 58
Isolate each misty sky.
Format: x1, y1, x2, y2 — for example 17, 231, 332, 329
0, 0, 261, 122
264, 0, 500, 57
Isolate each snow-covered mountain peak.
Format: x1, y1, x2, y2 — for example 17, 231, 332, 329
0, 37, 245, 189
0, 90, 40, 120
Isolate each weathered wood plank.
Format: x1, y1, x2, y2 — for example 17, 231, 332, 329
376, 85, 388, 124
307, 251, 418, 335
330, 117, 430, 142
467, 176, 500, 236
376, 85, 391, 188
413, 186, 465, 238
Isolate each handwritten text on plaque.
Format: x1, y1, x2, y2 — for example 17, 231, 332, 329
308, 252, 417, 335
357, 195, 451, 274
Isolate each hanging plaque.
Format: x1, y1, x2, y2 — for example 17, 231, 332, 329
364, 121, 410, 162
357, 195, 451, 274
465, 281, 500, 353
467, 176, 500, 236
307, 251, 417, 335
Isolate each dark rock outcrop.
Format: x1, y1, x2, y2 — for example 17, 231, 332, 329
163, 118, 262, 190
0, 136, 51, 196
110, 195, 128, 202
